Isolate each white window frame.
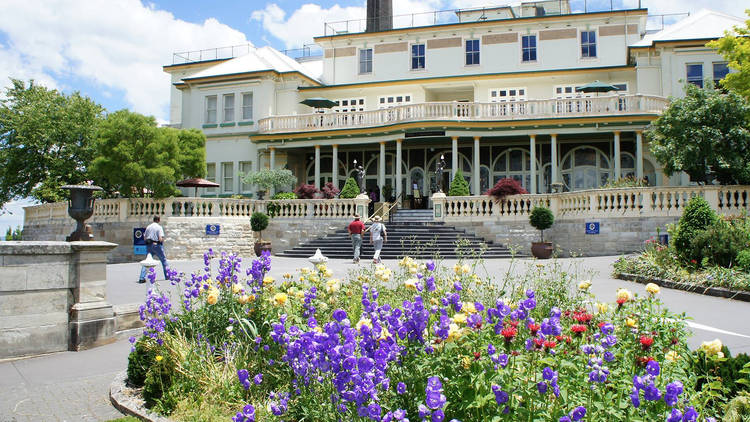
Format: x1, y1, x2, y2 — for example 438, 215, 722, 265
221, 162, 234, 194
686, 63, 704, 88
223, 94, 235, 123
359, 48, 373, 74
580, 29, 597, 59
465, 39, 480, 66
521, 34, 537, 63
239, 161, 253, 193
411, 43, 426, 70
712, 62, 729, 86
377, 94, 412, 109
488, 87, 528, 116
205, 163, 217, 195
241, 92, 253, 121
205, 95, 217, 124
333, 98, 366, 113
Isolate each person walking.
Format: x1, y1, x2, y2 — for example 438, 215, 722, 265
138, 216, 169, 283
369, 215, 387, 264
348, 213, 365, 263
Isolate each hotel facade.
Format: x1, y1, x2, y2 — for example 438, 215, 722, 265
164, 1, 742, 203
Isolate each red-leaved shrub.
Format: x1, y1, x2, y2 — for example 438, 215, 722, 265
486, 178, 528, 202
294, 184, 319, 199
321, 182, 340, 199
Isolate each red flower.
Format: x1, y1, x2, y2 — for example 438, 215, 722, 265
533, 338, 544, 348
671, 337, 679, 345
616, 298, 627, 306
543, 340, 557, 349
690, 259, 698, 264
474, 352, 481, 360
572, 310, 593, 324
639, 335, 654, 350
501, 326, 518, 342
528, 323, 541, 336
555, 335, 572, 344
571, 324, 588, 335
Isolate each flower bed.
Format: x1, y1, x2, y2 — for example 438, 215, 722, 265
128, 251, 743, 421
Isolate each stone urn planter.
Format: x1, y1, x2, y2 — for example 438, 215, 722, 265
254, 241, 272, 256
61, 184, 103, 241
531, 241, 554, 259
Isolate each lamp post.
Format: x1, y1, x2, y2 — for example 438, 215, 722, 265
61, 184, 103, 241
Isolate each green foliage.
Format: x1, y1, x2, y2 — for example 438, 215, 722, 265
0, 79, 104, 206
270, 192, 297, 200
708, 12, 750, 99
143, 353, 175, 409
4, 226, 22, 241
673, 196, 718, 262
529, 206, 554, 241
242, 169, 296, 193
723, 391, 750, 422
448, 169, 470, 196
646, 84, 750, 184
689, 347, 750, 405
603, 176, 648, 188
340, 177, 360, 199
267, 192, 297, 218
90, 110, 206, 198
690, 219, 750, 268
250, 211, 269, 238
737, 249, 750, 272
127, 338, 158, 387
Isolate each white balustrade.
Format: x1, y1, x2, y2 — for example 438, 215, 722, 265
258, 95, 669, 134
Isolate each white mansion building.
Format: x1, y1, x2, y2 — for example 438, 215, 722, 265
164, 0, 743, 202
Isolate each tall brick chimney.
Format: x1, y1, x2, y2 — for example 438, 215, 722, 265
366, 0, 393, 32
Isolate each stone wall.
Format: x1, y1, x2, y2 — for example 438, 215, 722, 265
452, 216, 678, 257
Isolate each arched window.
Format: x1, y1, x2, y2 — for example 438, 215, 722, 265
620, 153, 636, 179
306, 155, 347, 188
480, 165, 491, 194
363, 153, 408, 195
426, 151, 472, 194
491, 148, 539, 191
560, 146, 611, 191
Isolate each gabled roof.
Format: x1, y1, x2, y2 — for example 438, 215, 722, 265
631, 9, 745, 48
182, 46, 322, 83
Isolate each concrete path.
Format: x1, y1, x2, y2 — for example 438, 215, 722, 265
2, 254, 749, 422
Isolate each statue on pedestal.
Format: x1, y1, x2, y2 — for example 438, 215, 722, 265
435, 155, 446, 193
354, 159, 365, 194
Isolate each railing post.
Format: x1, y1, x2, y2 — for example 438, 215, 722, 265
118, 198, 128, 222
703, 186, 720, 211
432, 193, 446, 221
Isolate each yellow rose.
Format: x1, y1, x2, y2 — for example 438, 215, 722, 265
300, 268, 310, 275
316, 263, 327, 273
309, 275, 319, 283
453, 264, 462, 275
665, 350, 680, 362
232, 283, 242, 294
626, 317, 637, 328
409, 266, 418, 274
461, 264, 471, 275
616, 288, 633, 302
238, 294, 250, 304
263, 275, 275, 286
378, 326, 391, 342
700, 339, 723, 356
324, 269, 334, 278
578, 280, 592, 291
645, 283, 660, 295
356, 318, 372, 332
452, 313, 467, 324
462, 302, 477, 314
404, 278, 418, 290
596, 302, 609, 314
326, 279, 341, 293
273, 293, 288, 306
155, 355, 163, 362
447, 323, 462, 342
461, 356, 471, 369
283, 272, 292, 279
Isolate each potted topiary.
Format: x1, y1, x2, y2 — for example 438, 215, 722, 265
250, 211, 271, 256
242, 169, 297, 200
529, 206, 555, 259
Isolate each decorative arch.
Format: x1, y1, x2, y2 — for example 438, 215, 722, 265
426, 151, 472, 194
491, 148, 541, 191
305, 155, 347, 188
560, 146, 611, 191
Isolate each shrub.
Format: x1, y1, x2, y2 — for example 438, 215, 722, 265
127, 338, 157, 387
271, 192, 297, 200
250, 211, 269, 241
340, 177, 360, 198
673, 196, 718, 263
142, 353, 174, 409
486, 177, 528, 202
603, 176, 648, 188
294, 183, 319, 199
321, 182, 340, 199
737, 250, 750, 272
690, 220, 749, 268
241, 169, 296, 192
448, 169, 470, 196
529, 206, 554, 242
267, 192, 297, 218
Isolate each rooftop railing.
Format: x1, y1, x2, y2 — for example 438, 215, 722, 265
171, 44, 253, 65
258, 95, 669, 134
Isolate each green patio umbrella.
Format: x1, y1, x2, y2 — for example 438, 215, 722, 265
575, 80, 621, 95
300, 97, 338, 109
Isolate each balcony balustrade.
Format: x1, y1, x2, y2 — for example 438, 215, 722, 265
257, 95, 668, 134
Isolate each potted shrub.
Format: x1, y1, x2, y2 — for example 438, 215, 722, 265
448, 169, 470, 196
242, 169, 297, 200
340, 177, 360, 199
529, 206, 555, 259
250, 211, 271, 256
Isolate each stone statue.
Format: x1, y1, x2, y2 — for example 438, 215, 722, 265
354, 160, 366, 194
435, 155, 446, 192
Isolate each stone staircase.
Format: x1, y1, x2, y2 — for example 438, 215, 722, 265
277, 209, 516, 259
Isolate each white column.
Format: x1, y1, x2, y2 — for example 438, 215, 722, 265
473, 136, 480, 195
269, 147, 276, 171
550, 134, 558, 185
451, 136, 458, 181
379, 141, 385, 194
635, 131, 644, 180
314, 145, 321, 189
613, 131, 621, 181
395, 139, 403, 199
332, 144, 339, 188
251, 147, 259, 196
529, 134, 537, 194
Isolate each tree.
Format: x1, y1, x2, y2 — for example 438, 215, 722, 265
529, 206, 554, 242
242, 169, 296, 193
646, 84, 750, 184
5, 226, 22, 241
340, 177, 360, 199
708, 12, 750, 98
0, 79, 104, 207
90, 110, 206, 198
448, 169, 470, 196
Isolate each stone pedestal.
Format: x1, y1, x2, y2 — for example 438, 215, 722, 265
355, 194, 371, 220
69, 241, 118, 351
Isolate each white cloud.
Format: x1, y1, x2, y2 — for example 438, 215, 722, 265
0, 0, 252, 121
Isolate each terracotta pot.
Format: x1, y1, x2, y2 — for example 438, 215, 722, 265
254, 241, 272, 256
531, 241, 554, 259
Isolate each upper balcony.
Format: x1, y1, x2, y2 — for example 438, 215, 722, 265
257, 94, 668, 134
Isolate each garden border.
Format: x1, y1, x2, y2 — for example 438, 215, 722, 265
615, 272, 750, 302
109, 371, 174, 422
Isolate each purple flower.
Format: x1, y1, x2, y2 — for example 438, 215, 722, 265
397, 382, 406, 394
630, 387, 641, 408
682, 406, 698, 422
487, 344, 496, 355
432, 409, 445, 422
644, 383, 661, 401
543, 367, 556, 381
237, 369, 251, 390
667, 408, 683, 422
253, 373, 263, 385
570, 406, 586, 422
232, 404, 255, 422
367, 403, 381, 420
491, 385, 509, 404
537, 381, 548, 394
665, 380, 683, 396
646, 360, 660, 376
426, 260, 436, 271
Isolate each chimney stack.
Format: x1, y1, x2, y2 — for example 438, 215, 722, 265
366, 0, 392, 32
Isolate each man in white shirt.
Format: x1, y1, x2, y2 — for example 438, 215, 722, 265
138, 216, 169, 283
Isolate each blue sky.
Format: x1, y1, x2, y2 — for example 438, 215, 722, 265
0, 0, 745, 234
